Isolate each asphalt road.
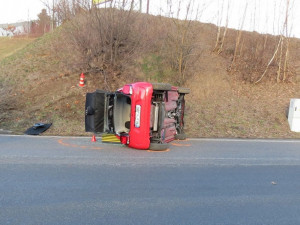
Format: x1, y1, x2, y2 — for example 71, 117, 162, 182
1, 135, 300, 225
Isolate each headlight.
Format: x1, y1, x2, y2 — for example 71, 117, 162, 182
135, 105, 141, 128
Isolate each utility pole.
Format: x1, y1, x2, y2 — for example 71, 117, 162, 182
51, 0, 54, 32
146, 0, 149, 14
27, 9, 30, 37
140, 0, 142, 13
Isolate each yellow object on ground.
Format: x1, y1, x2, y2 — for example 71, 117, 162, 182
101, 133, 121, 143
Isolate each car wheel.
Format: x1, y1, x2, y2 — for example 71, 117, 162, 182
175, 133, 187, 140
149, 143, 169, 151
151, 83, 172, 91
178, 87, 190, 94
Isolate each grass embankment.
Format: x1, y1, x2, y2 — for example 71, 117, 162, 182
0, 27, 300, 138
0, 37, 34, 61
0, 35, 89, 135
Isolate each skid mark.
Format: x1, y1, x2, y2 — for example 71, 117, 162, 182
147, 149, 170, 152
178, 139, 190, 142
57, 139, 102, 150
171, 143, 191, 147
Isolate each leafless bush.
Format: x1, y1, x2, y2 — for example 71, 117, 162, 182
221, 0, 295, 83
50, 0, 144, 88
160, 0, 202, 85
162, 20, 199, 85
227, 32, 280, 82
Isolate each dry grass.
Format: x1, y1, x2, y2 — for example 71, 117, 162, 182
185, 59, 300, 138
0, 37, 35, 61
0, 17, 300, 138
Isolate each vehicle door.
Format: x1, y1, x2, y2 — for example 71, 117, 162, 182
85, 90, 109, 133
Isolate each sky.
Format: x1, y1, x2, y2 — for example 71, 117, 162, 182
0, 0, 299, 38
149, 0, 300, 38
0, 0, 45, 24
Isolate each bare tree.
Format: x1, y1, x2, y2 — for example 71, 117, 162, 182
213, 0, 224, 52
255, 35, 283, 84
255, 0, 294, 84
162, 0, 201, 85
213, 0, 230, 54
230, 2, 248, 69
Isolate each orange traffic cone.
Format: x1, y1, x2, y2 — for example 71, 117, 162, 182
79, 73, 85, 87
91, 135, 97, 142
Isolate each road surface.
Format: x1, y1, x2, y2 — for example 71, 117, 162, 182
1, 135, 300, 225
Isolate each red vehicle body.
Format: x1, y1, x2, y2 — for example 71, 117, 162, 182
85, 82, 190, 150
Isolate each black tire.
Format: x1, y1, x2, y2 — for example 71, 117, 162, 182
178, 87, 190, 94
175, 133, 187, 140
151, 83, 172, 91
149, 143, 169, 151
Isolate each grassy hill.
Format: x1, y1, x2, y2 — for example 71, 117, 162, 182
0, 37, 34, 61
0, 13, 300, 138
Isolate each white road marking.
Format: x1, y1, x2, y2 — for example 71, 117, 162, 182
189, 138, 300, 143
